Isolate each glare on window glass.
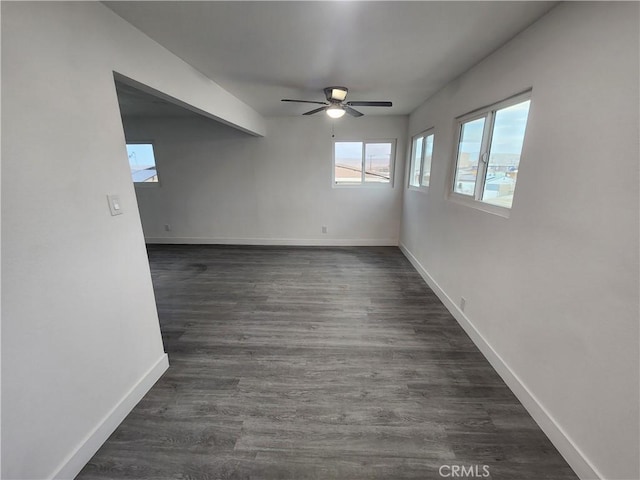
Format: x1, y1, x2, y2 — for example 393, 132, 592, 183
335, 142, 363, 184
127, 143, 158, 183
481, 100, 530, 208
454, 117, 485, 196
422, 134, 434, 187
410, 137, 423, 187
364, 143, 392, 183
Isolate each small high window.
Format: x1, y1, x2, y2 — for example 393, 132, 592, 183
409, 129, 434, 188
452, 91, 531, 211
126, 143, 158, 183
333, 140, 395, 185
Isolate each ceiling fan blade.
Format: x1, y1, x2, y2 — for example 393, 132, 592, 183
346, 101, 392, 107
303, 106, 327, 116
344, 106, 364, 117
282, 99, 328, 105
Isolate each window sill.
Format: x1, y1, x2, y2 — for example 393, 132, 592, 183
408, 185, 430, 194
448, 192, 511, 218
333, 183, 393, 188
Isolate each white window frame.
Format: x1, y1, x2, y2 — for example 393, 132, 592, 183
448, 90, 531, 217
332, 138, 396, 187
408, 128, 434, 191
126, 140, 160, 187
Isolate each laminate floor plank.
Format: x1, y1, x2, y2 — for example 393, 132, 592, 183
77, 245, 578, 480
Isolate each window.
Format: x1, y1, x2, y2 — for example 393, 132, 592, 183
452, 91, 531, 211
334, 140, 395, 185
409, 129, 434, 188
126, 143, 158, 183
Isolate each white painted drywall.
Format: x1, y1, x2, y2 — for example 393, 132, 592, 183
1, 2, 263, 478
123, 115, 408, 245
0, 3, 3, 476
400, 3, 639, 479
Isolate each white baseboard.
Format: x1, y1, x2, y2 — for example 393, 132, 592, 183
51, 354, 169, 480
144, 236, 399, 247
399, 243, 601, 480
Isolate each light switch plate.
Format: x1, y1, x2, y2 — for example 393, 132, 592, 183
107, 194, 123, 216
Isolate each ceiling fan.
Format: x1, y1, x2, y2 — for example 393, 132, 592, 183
282, 86, 392, 118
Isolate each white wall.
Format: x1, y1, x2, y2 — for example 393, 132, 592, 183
400, 3, 639, 480
123, 114, 408, 246
1, 2, 264, 479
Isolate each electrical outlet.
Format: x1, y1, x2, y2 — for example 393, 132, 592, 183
322, 226, 328, 234
164, 224, 171, 232
460, 297, 466, 311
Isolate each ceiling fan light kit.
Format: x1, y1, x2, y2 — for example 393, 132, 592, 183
326, 105, 346, 118
282, 86, 392, 118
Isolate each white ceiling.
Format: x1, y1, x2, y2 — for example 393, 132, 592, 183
105, 1, 557, 117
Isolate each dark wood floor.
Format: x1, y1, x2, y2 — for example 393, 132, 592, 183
78, 245, 577, 480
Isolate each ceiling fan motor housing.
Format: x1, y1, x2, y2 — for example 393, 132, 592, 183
325, 86, 348, 102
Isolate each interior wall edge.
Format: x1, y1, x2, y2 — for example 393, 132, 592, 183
398, 243, 601, 480
113, 72, 265, 137
50, 354, 169, 480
